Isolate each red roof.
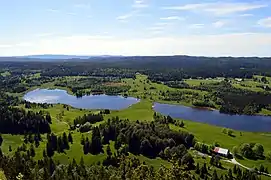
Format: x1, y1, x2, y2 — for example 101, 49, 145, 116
213, 147, 229, 155
214, 147, 220, 153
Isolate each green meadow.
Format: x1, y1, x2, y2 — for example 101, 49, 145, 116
4, 99, 271, 171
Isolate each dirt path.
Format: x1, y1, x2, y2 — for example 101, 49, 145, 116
223, 158, 251, 170
223, 158, 271, 177
196, 151, 271, 177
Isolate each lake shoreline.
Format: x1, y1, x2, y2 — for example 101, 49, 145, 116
153, 102, 271, 132
21, 84, 270, 117
23, 88, 139, 110
151, 99, 271, 117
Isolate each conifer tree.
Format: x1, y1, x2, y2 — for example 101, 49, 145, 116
227, 169, 233, 180
212, 170, 219, 180
68, 132, 73, 144
62, 132, 69, 149
81, 135, 85, 145
233, 165, 237, 174
34, 136, 40, 148
106, 145, 112, 157
0, 134, 3, 146
195, 163, 200, 174
46, 142, 54, 157
30, 144, 35, 157
46, 114, 52, 124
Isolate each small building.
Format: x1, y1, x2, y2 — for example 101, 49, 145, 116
235, 78, 243, 82
213, 147, 230, 157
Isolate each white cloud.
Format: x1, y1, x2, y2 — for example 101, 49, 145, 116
164, 2, 267, 16
132, 0, 148, 8
116, 10, 149, 22
74, 3, 90, 9
2, 33, 271, 57
189, 24, 205, 29
149, 30, 163, 35
117, 0, 148, 21
147, 22, 173, 33
212, 21, 226, 28
47, 9, 59, 13
164, 3, 204, 10
35, 33, 55, 37
67, 12, 76, 16
160, 16, 185, 20
116, 11, 135, 20
154, 22, 169, 26
15, 42, 33, 47
258, 17, 271, 27
240, 14, 254, 17
62, 35, 114, 40
147, 26, 165, 31
0, 44, 12, 48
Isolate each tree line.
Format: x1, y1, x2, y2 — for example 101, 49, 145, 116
0, 143, 261, 180
0, 106, 51, 134
45, 132, 73, 157
161, 80, 271, 115
73, 113, 103, 125
0, 114, 263, 180
95, 116, 195, 160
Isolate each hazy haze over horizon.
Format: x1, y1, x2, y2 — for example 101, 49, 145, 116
0, 0, 271, 57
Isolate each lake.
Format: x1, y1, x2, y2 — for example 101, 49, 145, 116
153, 103, 271, 132
24, 89, 271, 132
23, 89, 140, 110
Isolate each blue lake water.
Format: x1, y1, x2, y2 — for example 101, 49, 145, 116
23, 89, 140, 110
153, 103, 271, 132
24, 89, 271, 132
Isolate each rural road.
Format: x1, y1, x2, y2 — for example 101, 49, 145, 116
223, 158, 271, 178
223, 158, 250, 170
197, 151, 271, 178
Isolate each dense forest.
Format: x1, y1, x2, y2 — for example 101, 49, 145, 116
0, 93, 51, 134
0, 107, 51, 134
55, 77, 130, 96
96, 116, 195, 159
1, 56, 271, 79
0, 148, 260, 180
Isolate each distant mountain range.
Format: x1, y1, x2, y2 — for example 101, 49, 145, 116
0, 55, 270, 63
18, 54, 123, 59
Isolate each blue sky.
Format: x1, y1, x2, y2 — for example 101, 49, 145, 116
0, 0, 271, 56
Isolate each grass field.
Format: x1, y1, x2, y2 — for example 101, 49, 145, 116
180, 76, 271, 115
0, 170, 7, 180
259, 108, 271, 116
7, 101, 166, 168
0, 71, 11, 77
182, 75, 271, 93
123, 74, 208, 107
1, 134, 23, 155
5, 99, 271, 174
104, 100, 154, 121
184, 78, 222, 86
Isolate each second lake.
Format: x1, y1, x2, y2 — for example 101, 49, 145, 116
153, 103, 271, 132
23, 89, 140, 110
